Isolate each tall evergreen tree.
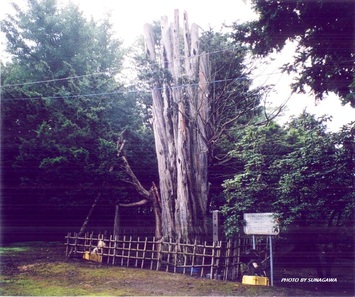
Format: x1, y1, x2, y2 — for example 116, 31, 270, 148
1, 0, 154, 239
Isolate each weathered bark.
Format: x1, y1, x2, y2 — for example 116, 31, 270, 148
151, 182, 163, 240
144, 10, 211, 242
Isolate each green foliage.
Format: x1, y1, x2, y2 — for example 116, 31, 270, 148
198, 30, 264, 192
2, 0, 123, 76
222, 113, 354, 237
200, 29, 263, 127
1, 0, 157, 232
233, 0, 354, 106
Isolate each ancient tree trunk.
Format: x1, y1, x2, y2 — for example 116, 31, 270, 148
144, 10, 211, 242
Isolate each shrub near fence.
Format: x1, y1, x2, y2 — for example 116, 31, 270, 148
65, 233, 263, 281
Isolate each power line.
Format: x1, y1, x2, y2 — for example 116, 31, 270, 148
1, 88, 143, 101
0, 43, 289, 102
0, 46, 258, 89
1, 70, 284, 101
1, 70, 121, 88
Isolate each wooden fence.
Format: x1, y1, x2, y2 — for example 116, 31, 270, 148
65, 232, 269, 281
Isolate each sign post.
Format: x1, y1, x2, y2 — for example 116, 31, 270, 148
243, 213, 279, 286
212, 210, 220, 242
269, 236, 274, 287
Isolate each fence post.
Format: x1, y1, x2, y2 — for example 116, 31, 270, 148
127, 236, 132, 267
191, 239, 197, 276
141, 237, 147, 269
65, 233, 70, 256
215, 241, 222, 279
156, 237, 162, 271
121, 235, 126, 266
209, 241, 215, 279
223, 240, 231, 280
236, 234, 240, 279
165, 239, 172, 272
201, 241, 206, 278
74, 232, 78, 254
113, 235, 116, 265
150, 237, 155, 270
135, 237, 139, 268
173, 240, 178, 273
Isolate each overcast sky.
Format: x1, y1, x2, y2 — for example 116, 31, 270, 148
1, 0, 353, 131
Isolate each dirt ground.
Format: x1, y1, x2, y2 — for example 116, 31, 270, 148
0, 241, 353, 296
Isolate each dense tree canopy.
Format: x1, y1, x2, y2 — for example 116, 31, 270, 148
1, 0, 157, 240
233, 0, 355, 107
222, 113, 354, 237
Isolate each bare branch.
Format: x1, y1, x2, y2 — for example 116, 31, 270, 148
258, 92, 292, 125
120, 156, 150, 199
116, 139, 126, 158
151, 181, 161, 206
119, 199, 150, 207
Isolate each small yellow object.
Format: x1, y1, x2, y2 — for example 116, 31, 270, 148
83, 251, 90, 260
242, 275, 270, 286
83, 251, 102, 263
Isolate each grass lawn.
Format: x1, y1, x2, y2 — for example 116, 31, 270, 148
0, 241, 353, 296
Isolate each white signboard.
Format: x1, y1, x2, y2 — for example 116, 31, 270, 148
244, 213, 280, 235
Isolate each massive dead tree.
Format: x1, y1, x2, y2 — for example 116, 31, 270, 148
144, 11, 211, 242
